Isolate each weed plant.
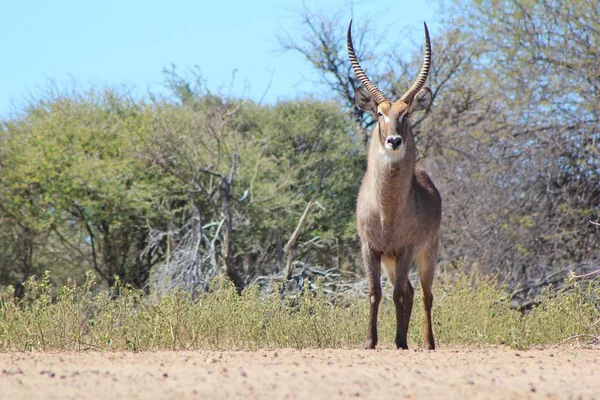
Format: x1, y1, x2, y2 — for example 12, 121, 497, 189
0, 270, 598, 351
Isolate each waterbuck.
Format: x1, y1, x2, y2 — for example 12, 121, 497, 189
348, 21, 441, 350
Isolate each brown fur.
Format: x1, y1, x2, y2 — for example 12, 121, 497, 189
357, 99, 441, 350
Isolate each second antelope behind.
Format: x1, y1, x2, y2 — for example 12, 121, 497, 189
347, 21, 441, 350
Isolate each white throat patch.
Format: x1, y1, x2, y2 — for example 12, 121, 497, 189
379, 145, 405, 163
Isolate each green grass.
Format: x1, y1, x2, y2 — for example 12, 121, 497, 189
0, 271, 598, 352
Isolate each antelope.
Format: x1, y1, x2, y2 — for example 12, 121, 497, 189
347, 21, 441, 350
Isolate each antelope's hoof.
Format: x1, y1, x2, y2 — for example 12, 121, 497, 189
395, 337, 409, 350
363, 339, 377, 350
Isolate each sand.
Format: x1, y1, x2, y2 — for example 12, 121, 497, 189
0, 348, 598, 399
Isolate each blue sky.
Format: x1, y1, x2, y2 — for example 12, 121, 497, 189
0, 0, 436, 117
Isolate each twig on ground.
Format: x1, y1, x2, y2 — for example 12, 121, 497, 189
552, 334, 600, 348
570, 269, 600, 279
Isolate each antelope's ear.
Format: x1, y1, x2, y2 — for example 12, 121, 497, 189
355, 87, 377, 115
410, 87, 432, 112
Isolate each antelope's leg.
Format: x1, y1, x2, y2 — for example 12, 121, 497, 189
392, 250, 413, 350
404, 280, 414, 340
362, 242, 381, 350
416, 240, 438, 350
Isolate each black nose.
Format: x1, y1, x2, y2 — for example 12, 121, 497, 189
386, 136, 403, 149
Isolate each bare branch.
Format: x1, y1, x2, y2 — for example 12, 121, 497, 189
284, 199, 317, 279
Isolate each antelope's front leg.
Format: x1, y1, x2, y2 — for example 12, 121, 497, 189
416, 240, 439, 350
362, 242, 381, 349
393, 250, 413, 350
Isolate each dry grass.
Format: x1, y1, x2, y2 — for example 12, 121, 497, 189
0, 270, 598, 352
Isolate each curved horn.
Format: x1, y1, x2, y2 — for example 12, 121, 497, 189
400, 22, 432, 104
347, 20, 388, 105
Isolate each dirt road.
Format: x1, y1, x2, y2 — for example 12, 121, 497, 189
0, 348, 598, 399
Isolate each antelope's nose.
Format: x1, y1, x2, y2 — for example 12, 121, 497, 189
386, 136, 403, 150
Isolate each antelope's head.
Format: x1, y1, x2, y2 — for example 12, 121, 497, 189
348, 21, 432, 160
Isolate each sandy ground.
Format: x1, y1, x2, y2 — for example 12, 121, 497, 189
0, 348, 598, 400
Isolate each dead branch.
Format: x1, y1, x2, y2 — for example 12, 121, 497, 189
552, 334, 600, 348
570, 269, 600, 279
284, 199, 317, 279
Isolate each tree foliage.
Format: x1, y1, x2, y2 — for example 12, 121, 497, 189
0, 76, 365, 293
146, 71, 364, 294
0, 0, 598, 295
438, 0, 600, 284
0, 89, 172, 290
279, 0, 599, 287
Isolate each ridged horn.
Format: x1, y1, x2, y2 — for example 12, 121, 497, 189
400, 22, 432, 104
347, 20, 388, 105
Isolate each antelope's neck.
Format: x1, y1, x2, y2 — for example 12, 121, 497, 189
370, 153, 415, 220
365, 121, 417, 222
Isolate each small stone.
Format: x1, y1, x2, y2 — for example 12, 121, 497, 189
40, 370, 55, 378
3, 368, 23, 376
206, 357, 217, 364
